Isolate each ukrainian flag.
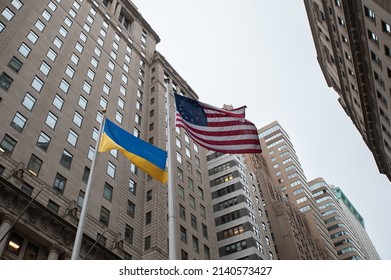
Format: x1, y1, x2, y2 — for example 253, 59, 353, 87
98, 118, 168, 183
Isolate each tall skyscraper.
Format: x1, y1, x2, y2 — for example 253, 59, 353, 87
256, 121, 380, 259
331, 185, 380, 259
206, 151, 276, 260
308, 178, 366, 260
257, 121, 338, 259
244, 152, 326, 260
304, 0, 391, 181
0, 0, 218, 260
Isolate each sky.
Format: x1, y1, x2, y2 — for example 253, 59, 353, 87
131, 0, 391, 260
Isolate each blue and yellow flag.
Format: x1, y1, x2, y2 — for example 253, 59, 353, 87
98, 119, 168, 183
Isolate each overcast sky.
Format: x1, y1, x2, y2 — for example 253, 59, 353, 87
131, 0, 391, 260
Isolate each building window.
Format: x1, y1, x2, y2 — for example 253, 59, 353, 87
99, 96, 107, 109
177, 167, 183, 181
99, 206, 110, 226
83, 81, 91, 94
53, 36, 63, 49
178, 185, 184, 200
8, 56, 23, 73
192, 236, 199, 253
189, 195, 195, 210
120, 85, 126, 96
53, 173, 66, 194
144, 236, 151, 251
0, 134, 17, 156
31, 76, 44, 92
105, 71, 113, 82
59, 26, 68, 38
198, 187, 204, 200
75, 42, 83, 54
176, 152, 182, 164
60, 79, 70, 94
48, 1, 57, 11
179, 204, 186, 221
46, 48, 57, 61
200, 204, 206, 218
191, 214, 197, 230
181, 250, 188, 260
107, 161, 115, 178
65, 65, 75, 79
146, 190, 152, 201
103, 83, 110, 95
7, 233, 23, 256
60, 149, 73, 169
27, 154, 42, 176
2, 8, 15, 21
21, 183, 33, 196
87, 68, 95, 81
188, 177, 194, 191
27, 30, 39, 44
81, 166, 90, 184
115, 111, 122, 124
127, 200, 135, 218
77, 190, 85, 207
364, 6, 376, 22
145, 211, 152, 225
69, 8, 77, 18
47, 199, 60, 214
36, 131, 50, 151
22, 92, 36, 111
22, 242, 40, 261
180, 226, 187, 243
18, 43, 31, 57
96, 233, 106, 247
125, 224, 133, 244
11, 0, 23, 10
128, 178, 136, 195
67, 129, 78, 147
382, 20, 391, 35
0, 72, 13, 91
73, 111, 83, 127
103, 182, 113, 201
95, 111, 103, 123
11, 112, 27, 132
368, 29, 379, 45
53, 94, 64, 110
202, 223, 208, 239
94, 46, 101, 57
45, 111, 58, 129
78, 95, 88, 110
42, 9, 52, 21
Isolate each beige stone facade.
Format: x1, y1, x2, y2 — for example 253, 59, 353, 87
0, 0, 218, 260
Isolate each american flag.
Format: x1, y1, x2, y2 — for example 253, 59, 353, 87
174, 93, 262, 154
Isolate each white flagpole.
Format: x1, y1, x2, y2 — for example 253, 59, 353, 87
165, 78, 177, 260
71, 110, 106, 260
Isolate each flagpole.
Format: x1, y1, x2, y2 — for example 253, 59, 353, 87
165, 78, 177, 260
71, 110, 106, 260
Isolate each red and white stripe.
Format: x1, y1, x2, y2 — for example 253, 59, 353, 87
175, 102, 262, 154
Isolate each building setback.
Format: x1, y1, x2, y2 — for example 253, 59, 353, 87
304, 0, 391, 181
0, 0, 218, 260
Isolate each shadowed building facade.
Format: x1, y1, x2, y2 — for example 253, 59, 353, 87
304, 0, 391, 181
